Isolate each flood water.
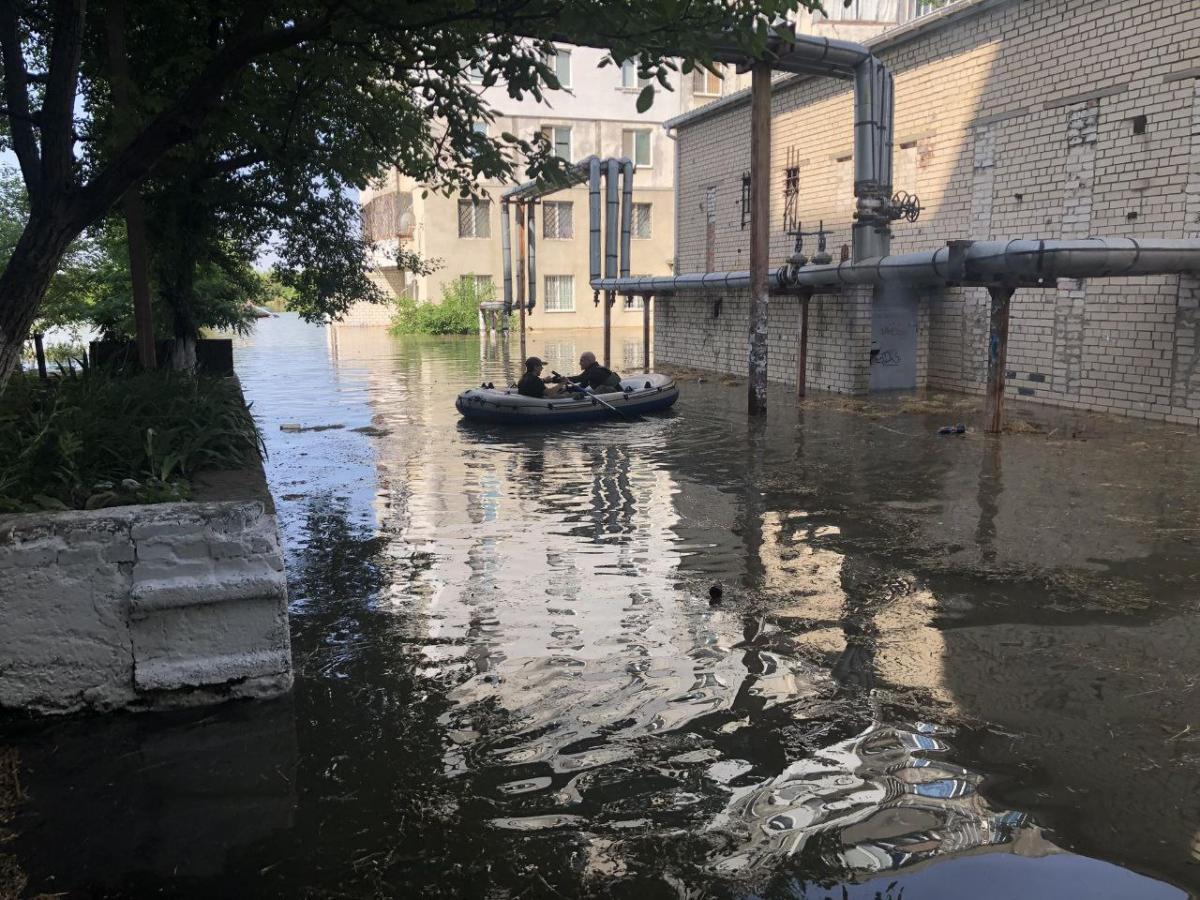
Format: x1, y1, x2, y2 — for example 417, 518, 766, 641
3, 313, 1200, 898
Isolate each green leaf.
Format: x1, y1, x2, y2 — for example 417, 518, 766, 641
636, 84, 655, 113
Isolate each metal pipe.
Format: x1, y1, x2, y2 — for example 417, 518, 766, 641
515, 203, 527, 362
501, 200, 513, 316
526, 200, 536, 312
748, 62, 772, 416
643, 295, 651, 373
588, 157, 602, 284
619, 158, 633, 279
605, 159, 619, 280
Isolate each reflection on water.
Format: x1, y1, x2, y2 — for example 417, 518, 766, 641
4, 315, 1198, 898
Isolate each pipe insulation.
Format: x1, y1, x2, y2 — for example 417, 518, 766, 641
500, 200, 513, 315
619, 158, 634, 280
604, 159, 620, 280
588, 157, 602, 283
526, 201, 537, 311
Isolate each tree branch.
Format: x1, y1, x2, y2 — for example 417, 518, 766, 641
0, 0, 42, 197
40, 0, 86, 191
77, 15, 332, 224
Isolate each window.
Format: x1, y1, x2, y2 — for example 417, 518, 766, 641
622, 129, 651, 167
458, 199, 491, 238
620, 59, 651, 90
623, 295, 644, 310
550, 48, 571, 87
544, 275, 575, 312
540, 125, 572, 160
460, 274, 494, 299
542, 201, 573, 239
692, 64, 723, 97
633, 203, 652, 239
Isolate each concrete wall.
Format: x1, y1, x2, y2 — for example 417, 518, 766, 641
0, 496, 291, 714
659, 0, 1200, 425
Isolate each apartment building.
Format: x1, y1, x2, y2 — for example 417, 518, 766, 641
350, 44, 751, 328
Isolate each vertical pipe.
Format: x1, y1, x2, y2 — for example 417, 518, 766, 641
985, 285, 1015, 434
516, 204, 527, 366
501, 200, 513, 318
588, 158, 602, 285
478, 307, 485, 336
643, 295, 651, 373
33, 333, 47, 380
620, 160, 634, 279
605, 160, 619, 280
748, 62, 772, 416
526, 201, 537, 312
797, 291, 810, 398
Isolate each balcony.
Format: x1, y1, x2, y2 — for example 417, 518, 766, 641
361, 191, 415, 245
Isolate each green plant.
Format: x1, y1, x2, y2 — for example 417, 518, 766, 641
0, 370, 264, 512
390, 278, 504, 336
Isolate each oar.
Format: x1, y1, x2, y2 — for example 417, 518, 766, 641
554, 371, 630, 418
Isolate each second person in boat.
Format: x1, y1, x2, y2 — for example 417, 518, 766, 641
555, 351, 621, 392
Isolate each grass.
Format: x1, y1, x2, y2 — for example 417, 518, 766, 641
0, 369, 264, 512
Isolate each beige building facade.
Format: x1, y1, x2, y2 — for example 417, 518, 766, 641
353, 44, 753, 330
654, 0, 1200, 426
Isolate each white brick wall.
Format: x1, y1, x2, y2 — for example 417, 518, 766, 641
659, 0, 1200, 424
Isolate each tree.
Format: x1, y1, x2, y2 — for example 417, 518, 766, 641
0, 0, 799, 381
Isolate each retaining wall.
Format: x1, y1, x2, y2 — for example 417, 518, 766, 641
0, 492, 292, 714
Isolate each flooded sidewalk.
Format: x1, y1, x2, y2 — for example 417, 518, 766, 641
2, 314, 1199, 898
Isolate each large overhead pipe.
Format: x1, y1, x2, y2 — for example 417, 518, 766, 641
604, 158, 620, 366
500, 200, 513, 320
526, 201, 537, 312
619, 158, 634, 279
589, 157, 602, 284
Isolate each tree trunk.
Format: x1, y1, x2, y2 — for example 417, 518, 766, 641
0, 208, 79, 382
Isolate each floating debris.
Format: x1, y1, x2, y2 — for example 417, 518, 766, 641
279, 423, 345, 433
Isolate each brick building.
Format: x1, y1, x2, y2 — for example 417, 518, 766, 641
656, 0, 1200, 425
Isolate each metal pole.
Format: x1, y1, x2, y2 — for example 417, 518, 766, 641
985, 285, 1015, 434
604, 291, 612, 368
797, 290, 810, 398
526, 201, 537, 312
643, 295, 651, 372
516, 204, 527, 364
501, 200, 513, 321
748, 62, 772, 416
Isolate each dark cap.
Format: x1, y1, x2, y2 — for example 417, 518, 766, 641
525, 356, 546, 370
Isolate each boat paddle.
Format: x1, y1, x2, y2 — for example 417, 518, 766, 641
553, 371, 631, 418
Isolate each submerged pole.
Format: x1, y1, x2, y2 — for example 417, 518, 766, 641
748, 62, 772, 416
643, 295, 652, 373
516, 204, 527, 366
797, 290, 810, 398
985, 285, 1015, 434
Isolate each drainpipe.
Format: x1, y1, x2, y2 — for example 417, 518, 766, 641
852, 57, 892, 262
501, 200, 513, 319
526, 201, 537, 312
588, 157, 602, 286
604, 158, 620, 367
515, 203, 527, 364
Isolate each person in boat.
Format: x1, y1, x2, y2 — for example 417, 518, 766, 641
517, 357, 561, 398
555, 351, 621, 392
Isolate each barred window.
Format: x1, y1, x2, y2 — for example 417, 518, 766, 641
544, 275, 575, 312
633, 203, 652, 239
623, 296, 643, 310
458, 199, 491, 238
543, 202, 573, 239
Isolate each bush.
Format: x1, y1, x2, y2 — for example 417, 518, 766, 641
390, 277, 505, 335
0, 370, 264, 512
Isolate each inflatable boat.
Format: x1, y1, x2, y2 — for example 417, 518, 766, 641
456, 373, 679, 425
